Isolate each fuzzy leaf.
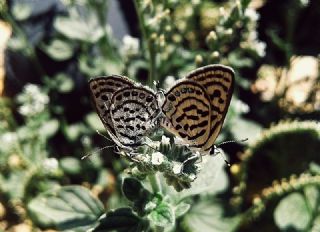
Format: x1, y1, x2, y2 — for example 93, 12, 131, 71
174, 202, 190, 218
93, 208, 149, 232
274, 192, 311, 231
60, 157, 82, 175
42, 39, 74, 61
85, 112, 105, 131
28, 186, 104, 231
39, 119, 59, 138
148, 202, 175, 228
122, 177, 149, 202
182, 200, 240, 232
54, 7, 103, 43
122, 177, 152, 215
178, 156, 228, 199
12, 2, 31, 20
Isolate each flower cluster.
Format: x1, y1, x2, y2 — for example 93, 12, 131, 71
125, 135, 201, 191
17, 84, 49, 117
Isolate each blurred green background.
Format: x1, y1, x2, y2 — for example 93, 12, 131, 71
0, 0, 319, 231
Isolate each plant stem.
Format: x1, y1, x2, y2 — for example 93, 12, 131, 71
134, 0, 157, 86
148, 173, 161, 194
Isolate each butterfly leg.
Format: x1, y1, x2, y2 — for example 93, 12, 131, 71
211, 146, 231, 166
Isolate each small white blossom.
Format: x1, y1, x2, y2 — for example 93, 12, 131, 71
43, 158, 59, 172
255, 41, 266, 57
17, 84, 49, 117
172, 162, 183, 174
122, 35, 139, 56
245, 8, 259, 21
161, 135, 170, 145
300, 0, 309, 6
235, 99, 250, 114
151, 152, 164, 165
188, 173, 197, 181
2, 132, 18, 144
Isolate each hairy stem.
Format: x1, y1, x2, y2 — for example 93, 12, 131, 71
134, 0, 157, 86
148, 173, 161, 194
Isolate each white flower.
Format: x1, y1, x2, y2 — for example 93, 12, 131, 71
234, 99, 250, 114
300, 0, 309, 6
2, 132, 17, 145
122, 35, 139, 56
172, 161, 183, 174
151, 152, 164, 165
245, 8, 259, 21
161, 135, 170, 145
17, 84, 49, 117
255, 41, 266, 57
43, 158, 59, 172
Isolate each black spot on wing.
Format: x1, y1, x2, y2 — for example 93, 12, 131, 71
188, 129, 206, 140
189, 120, 208, 131
203, 81, 228, 92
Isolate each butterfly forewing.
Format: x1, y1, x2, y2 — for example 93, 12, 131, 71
162, 81, 211, 147
185, 65, 234, 150
110, 86, 160, 147
89, 75, 134, 135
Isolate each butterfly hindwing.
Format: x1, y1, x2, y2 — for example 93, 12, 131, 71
89, 75, 134, 136
110, 86, 160, 148
162, 81, 211, 147
185, 64, 234, 150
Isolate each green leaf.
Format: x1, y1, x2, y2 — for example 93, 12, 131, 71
28, 186, 104, 231
42, 39, 74, 61
39, 119, 59, 138
274, 192, 311, 231
85, 113, 105, 131
174, 202, 190, 218
148, 202, 175, 228
93, 208, 149, 232
55, 73, 74, 93
304, 186, 320, 212
182, 200, 240, 232
122, 177, 152, 215
309, 162, 320, 175
60, 157, 82, 175
241, 0, 251, 10
12, 2, 31, 20
54, 6, 103, 43
178, 156, 228, 199
1, 171, 29, 200
122, 178, 150, 202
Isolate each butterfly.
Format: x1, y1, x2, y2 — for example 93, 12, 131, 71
89, 75, 161, 156
161, 64, 234, 155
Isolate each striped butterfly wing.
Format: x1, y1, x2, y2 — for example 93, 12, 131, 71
110, 86, 161, 148
89, 75, 134, 136
185, 64, 235, 151
162, 81, 212, 148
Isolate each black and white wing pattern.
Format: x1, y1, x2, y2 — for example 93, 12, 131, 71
89, 75, 160, 152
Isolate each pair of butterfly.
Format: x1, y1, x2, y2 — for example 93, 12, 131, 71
89, 64, 234, 158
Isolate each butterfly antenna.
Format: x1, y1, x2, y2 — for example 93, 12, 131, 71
96, 130, 113, 142
214, 139, 248, 167
215, 147, 231, 167
216, 138, 248, 147
81, 144, 114, 160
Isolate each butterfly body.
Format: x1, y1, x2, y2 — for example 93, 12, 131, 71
161, 64, 235, 154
